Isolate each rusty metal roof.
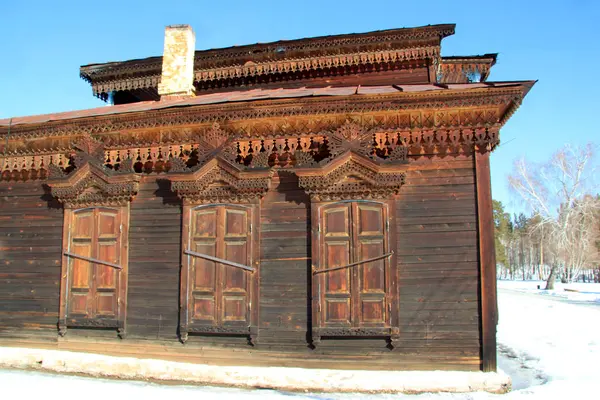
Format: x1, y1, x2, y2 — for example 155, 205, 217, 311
0, 81, 535, 129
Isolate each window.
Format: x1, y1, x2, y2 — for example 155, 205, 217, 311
47, 137, 140, 338
312, 200, 398, 343
295, 151, 404, 346
60, 207, 130, 335
167, 155, 272, 344
180, 204, 259, 343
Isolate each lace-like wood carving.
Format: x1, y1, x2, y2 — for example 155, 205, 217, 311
296, 151, 406, 201
168, 156, 273, 205
48, 135, 140, 208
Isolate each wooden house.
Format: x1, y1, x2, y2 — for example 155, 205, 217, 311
0, 24, 533, 372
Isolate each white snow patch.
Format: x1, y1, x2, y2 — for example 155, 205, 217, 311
0, 346, 509, 394
495, 282, 600, 398
498, 279, 600, 303
2, 285, 600, 398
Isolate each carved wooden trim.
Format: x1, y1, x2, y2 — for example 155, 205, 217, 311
309, 200, 400, 348
0, 86, 526, 140
46, 136, 140, 208
81, 23, 456, 96
438, 55, 496, 83
295, 151, 406, 201
1, 124, 500, 182
314, 327, 397, 337
167, 156, 273, 205
47, 163, 140, 208
180, 203, 261, 346
194, 47, 439, 83
58, 205, 131, 339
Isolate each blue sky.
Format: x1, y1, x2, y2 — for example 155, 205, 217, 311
1, 0, 598, 212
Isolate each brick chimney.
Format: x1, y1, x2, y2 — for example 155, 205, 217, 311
157, 25, 196, 99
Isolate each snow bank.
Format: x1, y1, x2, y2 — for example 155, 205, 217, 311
0, 346, 510, 394
496, 284, 600, 398
498, 279, 600, 303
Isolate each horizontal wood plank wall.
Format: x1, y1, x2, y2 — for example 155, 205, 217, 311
396, 157, 481, 369
0, 183, 62, 339
0, 157, 481, 371
126, 180, 181, 341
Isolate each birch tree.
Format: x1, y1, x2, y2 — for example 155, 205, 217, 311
508, 143, 600, 289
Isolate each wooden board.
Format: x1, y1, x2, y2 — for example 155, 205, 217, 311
0, 156, 483, 371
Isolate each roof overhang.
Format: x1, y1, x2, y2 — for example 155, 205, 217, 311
0, 81, 535, 132
79, 24, 456, 101
439, 54, 498, 83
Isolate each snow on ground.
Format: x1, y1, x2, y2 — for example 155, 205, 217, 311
1, 282, 600, 399
498, 279, 600, 303
494, 281, 600, 399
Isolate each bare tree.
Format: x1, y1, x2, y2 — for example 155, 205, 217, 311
508, 143, 600, 289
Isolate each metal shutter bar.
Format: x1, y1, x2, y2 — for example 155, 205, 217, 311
64, 252, 123, 270
313, 251, 393, 275
184, 249, 255, 272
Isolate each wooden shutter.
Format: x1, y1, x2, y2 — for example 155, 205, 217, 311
61, 206, 128, 336
68, 209, 94, 317
95, 209, 120, 317
190, 208, 219, 322
321, 203, 353, 326
313, 201, 397, 342
221, 207, 251, 324
182, 204, 258, 342
355, 202, 387, 326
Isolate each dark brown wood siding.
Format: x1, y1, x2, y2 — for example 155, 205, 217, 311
127, 181, 181, 341
0, 184, 62, 336
396, 158, 480, 362
0, 157, 481, 371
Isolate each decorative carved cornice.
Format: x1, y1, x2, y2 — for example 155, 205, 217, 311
194, 47, 439, 83
167, 156, 273, 204
0, 87, 524, 140
47, 136, 140, 208
295, 151, 406, 201
86, 47, 440, 98
438, 54, 497, 83
1, 123, 500, 181
81, 24, 455, 98
325, 121, 374, 160
48, 163, 140, 208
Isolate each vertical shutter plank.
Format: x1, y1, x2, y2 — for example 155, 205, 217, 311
95, 209, 120, 317
68, 210, 94, 318
71, 243, 92, 289
191, 209, 218, 322
222, 207, 250, 323
321, 203, 353, 326
356, 203, 387, 326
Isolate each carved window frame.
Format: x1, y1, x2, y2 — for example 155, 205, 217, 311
167, 156, 273, 345
310, 199, 398, 345
58, 205, 131, 337
48, 159, 139, 339
180, 202, 260, 344
296, 151, 405, 347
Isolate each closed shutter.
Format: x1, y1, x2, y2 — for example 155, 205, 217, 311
355, 202, 387, 326
68, 210, 94, 317
321, 203, 352, 325
314, 201, 395, 339
184, 204, 256, 338
95, 209, 120, 317
66, 208, 121, 321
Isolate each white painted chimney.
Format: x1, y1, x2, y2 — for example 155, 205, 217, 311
157, 24, 196, 99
